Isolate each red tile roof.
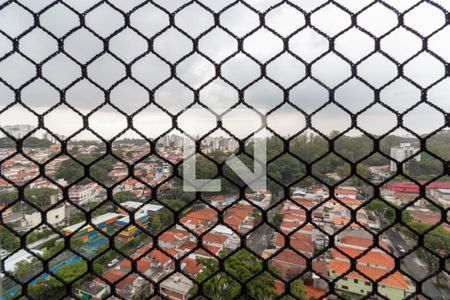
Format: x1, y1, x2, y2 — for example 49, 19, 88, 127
116, 274, 138, 290
211, 195, 225, 202
272, 280, 328, 299
335, 188, 357, 195
178, 241, 197, 251
184, 208, 217, 222
329, 260, 410, 290
410, 211, 450, 231
340, 235, 387, 249
275, 232, 314, 255
331, 198, 362, 206
118, 257, 152, 273
305, 285, 327, 299
292, 198, 315, 209
182, 257, 203, 276
203, 232, 228, 245
158, 231, 189, 244
100, 268, 126, 283
272, 249, 307, 267
148, 248, 176, 265
333, 246, 395, 268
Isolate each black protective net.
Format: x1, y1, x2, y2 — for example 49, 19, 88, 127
0, 0, 449, 299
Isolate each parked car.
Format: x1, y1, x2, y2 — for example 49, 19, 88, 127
107, 258, 118, 267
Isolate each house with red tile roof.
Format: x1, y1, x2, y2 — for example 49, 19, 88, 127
274, 280, 328, 299
202, 232, 229, 249
334, 187, 357, 199
409, 210, 450, 232
338, 235, 388, 251
179, 208, 217, 232
328, 260, 413, 300
330, 198, 362, 209
178, 241, 197, 253
181, 257, 204, 277
222, 203, 255, 233
291, 198, 316, 209
158, 230, 190, 249
274, 232, 314, 258
328, 233, 413, 300
332, 246, 395, 270
270, 249, 307, 280
117, 257, 152, 273
98, 268, 127, 284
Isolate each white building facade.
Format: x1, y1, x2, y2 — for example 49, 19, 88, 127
390, 143, 421, 172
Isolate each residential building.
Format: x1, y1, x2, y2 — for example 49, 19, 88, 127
334, 187, 357, 200
160, 273, 193, 300
328, 239, 413, 299
328, 260, 413, 300
69, 183, 100, 205
390, 143, 420, 172
430, 188, 450, 207
2, 124, 34, 138
75, 280, 109, 300
369, 165, 391, 180
21, 202, 66, 230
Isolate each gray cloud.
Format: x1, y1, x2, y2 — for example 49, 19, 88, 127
0, 0, 449, 139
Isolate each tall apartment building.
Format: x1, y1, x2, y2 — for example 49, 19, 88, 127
2, 124, 34, 138
390, 143, 420, 172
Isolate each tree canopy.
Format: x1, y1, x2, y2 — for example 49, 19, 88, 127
0, 137, 53, 148
55, 153, 116, 184
25, 188, 59, 207
113, 191, 139, 203
193, 250, 283, 299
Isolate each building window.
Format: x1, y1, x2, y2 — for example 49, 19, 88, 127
365, 282, 371, 286
342, 285, 349, 290
342, 277, 348, 281
354, 279, 358, 284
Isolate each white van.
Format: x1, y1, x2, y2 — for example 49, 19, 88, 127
107, 258, 119, 267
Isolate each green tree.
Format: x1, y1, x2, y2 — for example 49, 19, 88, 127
55, 158, 84, 183
55, 153, 116, 184
150, 214, 163, 234
28, 283, 49, 299
335, 163, 372, 186
291, 279, 307, 299
0, 190, 18, 205
160, 198, 186, 211
15, 259, 37, 277
0, 225, 19, 251
53, 260, 87, 282
282, 279, 309, 300
42, 240, 64, 259
193, 250, 278, 299
0, 137, 52, 148
25, 188, 59, 207
113, 191, 139, 203
273, 212, 283, 228
365, 199, 396, 223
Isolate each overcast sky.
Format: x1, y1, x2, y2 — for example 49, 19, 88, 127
0, 0, 449, 140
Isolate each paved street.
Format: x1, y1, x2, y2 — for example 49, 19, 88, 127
247, 201, 279, 255
27, 233, 59, 249
386, 229, 449, 300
